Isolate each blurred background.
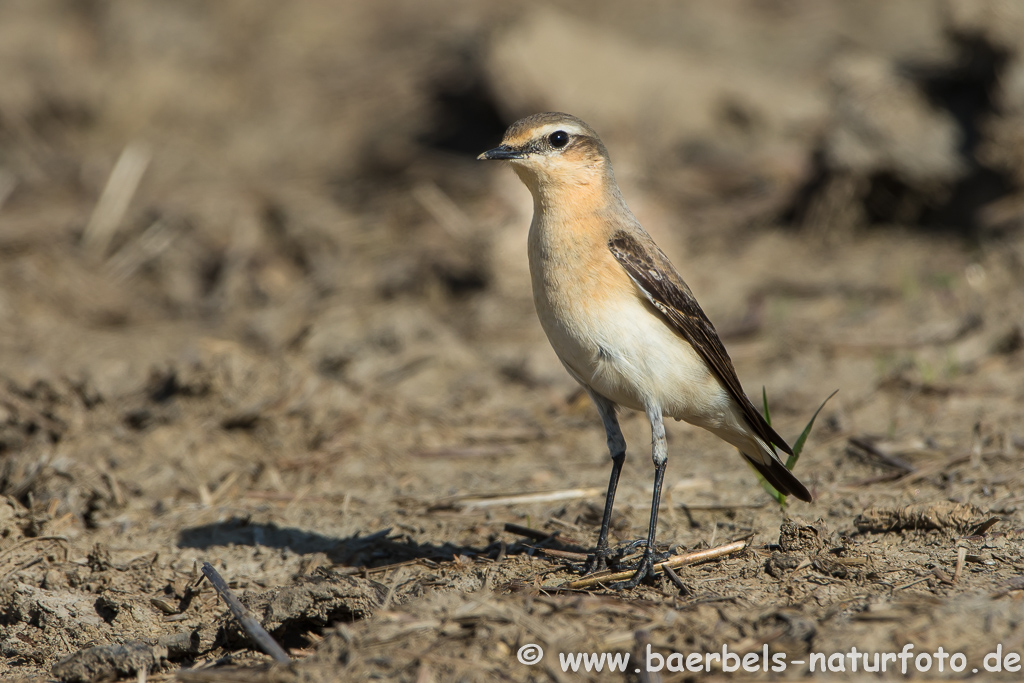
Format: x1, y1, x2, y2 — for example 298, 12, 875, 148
3, 0, 1022, 461
2, 1, 1024, 678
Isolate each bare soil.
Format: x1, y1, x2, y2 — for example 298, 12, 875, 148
1, 1, 1023, 681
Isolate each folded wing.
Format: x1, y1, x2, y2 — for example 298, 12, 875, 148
608, 231, 812, 502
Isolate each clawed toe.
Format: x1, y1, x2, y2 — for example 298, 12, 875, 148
609, 549, 657, 589
582, 547, 614, 575
581, 539, 669, 586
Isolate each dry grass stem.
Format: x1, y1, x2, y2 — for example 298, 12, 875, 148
564, 539, 749, 589
82, 143, 150, 260
448, 487, 604, 509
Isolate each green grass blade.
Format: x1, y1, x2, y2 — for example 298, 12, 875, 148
784, 389, 839, 470
754, 387, 838, 508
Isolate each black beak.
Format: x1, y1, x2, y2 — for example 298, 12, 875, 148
477, 145, 527, 161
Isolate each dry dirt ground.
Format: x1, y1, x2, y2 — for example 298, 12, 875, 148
2, 1, 1024, 681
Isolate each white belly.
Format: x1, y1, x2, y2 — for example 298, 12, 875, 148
537, 287, 734, 429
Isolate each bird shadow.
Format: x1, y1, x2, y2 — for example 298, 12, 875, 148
178, 517, 498, 569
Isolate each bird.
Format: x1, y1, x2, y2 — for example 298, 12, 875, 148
478, 112, 813, 588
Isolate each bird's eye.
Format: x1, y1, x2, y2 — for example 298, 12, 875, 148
548, 130, 569, 148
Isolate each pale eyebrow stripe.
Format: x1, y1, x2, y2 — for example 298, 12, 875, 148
533, 123, 588, 138
505, 122, 590, 146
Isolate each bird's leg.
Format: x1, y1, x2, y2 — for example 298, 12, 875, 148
583, 393, 626, 574
612, 405, 667, 589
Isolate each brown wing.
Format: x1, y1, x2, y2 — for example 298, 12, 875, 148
608, 231, 793, 457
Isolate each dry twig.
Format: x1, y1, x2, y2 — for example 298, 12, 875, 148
201, 562, 291, 664
953, 547, 967, 583
539, 548, 590, 562
564, 539, 749, 589
847, 436, 915, 473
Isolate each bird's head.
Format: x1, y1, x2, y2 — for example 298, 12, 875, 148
478, 112, 612, 198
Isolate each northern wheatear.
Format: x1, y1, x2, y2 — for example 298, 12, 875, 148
479, 112, 812, 588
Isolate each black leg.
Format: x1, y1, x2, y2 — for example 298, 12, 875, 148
584, 393, 626, 574
612, 405, 667, 589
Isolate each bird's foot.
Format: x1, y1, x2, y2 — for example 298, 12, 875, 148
616, 540, 671, 566
619, 539, 654, 555
609, 547, 658, 590
582, 546, 615, 574
583, 540, 670, 583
